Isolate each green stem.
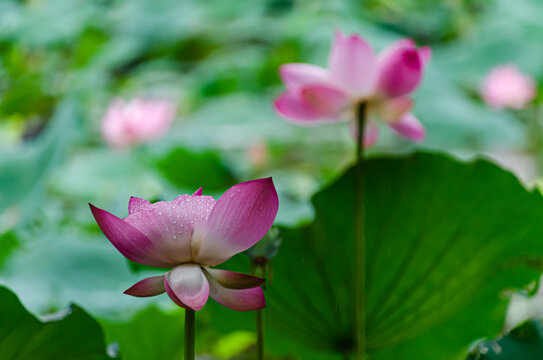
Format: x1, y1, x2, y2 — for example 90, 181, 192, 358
253, 258, 267, 360
185, 309, 195, 360
257, 305, 265, 359
355, 102, 367, 360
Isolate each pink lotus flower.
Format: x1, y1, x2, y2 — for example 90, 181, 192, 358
101, 98, 177, 149
89, 178, 279, 311
247, 140, 270, 168
274, 31, 431, 146
480, 64, 536, 110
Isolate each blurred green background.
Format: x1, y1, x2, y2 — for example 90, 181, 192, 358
2, 0, 543, 359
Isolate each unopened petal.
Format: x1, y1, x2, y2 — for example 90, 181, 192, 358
196, 178, 279, 266
376, 39, 414, 63
377, 40, 426, 98
279, 63, 333, 89
124, 275, 165, 297
388, 113, 426, 142
192, 187, 203, 196
89, 204, 173, 268
204, 268, 264, 289
328, 30, 378, 97
205, 271, 265, 311
165, 264, 209, 311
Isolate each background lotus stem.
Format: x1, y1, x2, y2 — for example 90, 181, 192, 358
185, 309, 195, 360
355, 102, 367, 360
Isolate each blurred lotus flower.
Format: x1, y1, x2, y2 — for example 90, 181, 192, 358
101, 98, 176, 149
274, 31, 431, 146
480, 64, 536, 110
89, 178, 279, 311
247, 140, 270, 169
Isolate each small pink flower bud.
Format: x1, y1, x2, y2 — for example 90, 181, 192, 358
480, 64, 536, 110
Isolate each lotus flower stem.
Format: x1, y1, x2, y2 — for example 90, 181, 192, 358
256, 302, 265, 359
355, 102, 367, 359
185, 309, 195, 360
252, 258, 267, 360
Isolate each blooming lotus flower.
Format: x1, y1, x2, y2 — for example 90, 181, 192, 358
102, 98, 177, 149
274, 31, 431, 146
89, 178, 279, 311
480, 64, 536, 110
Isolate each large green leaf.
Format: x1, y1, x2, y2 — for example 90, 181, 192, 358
466, 319, 543, 360
101, 306, 184, 360
201, 254, 337, 359
267, 152, 543, 359
0, 99, 80, 216
0, 286, 109, 360
0, 229, 161, 316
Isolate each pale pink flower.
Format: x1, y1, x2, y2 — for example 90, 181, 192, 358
101, 98, 177, 149
247, 140, 270, 168
90, 178, 278, 312
480, 64, 536, 110
274, 31, 431, 146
